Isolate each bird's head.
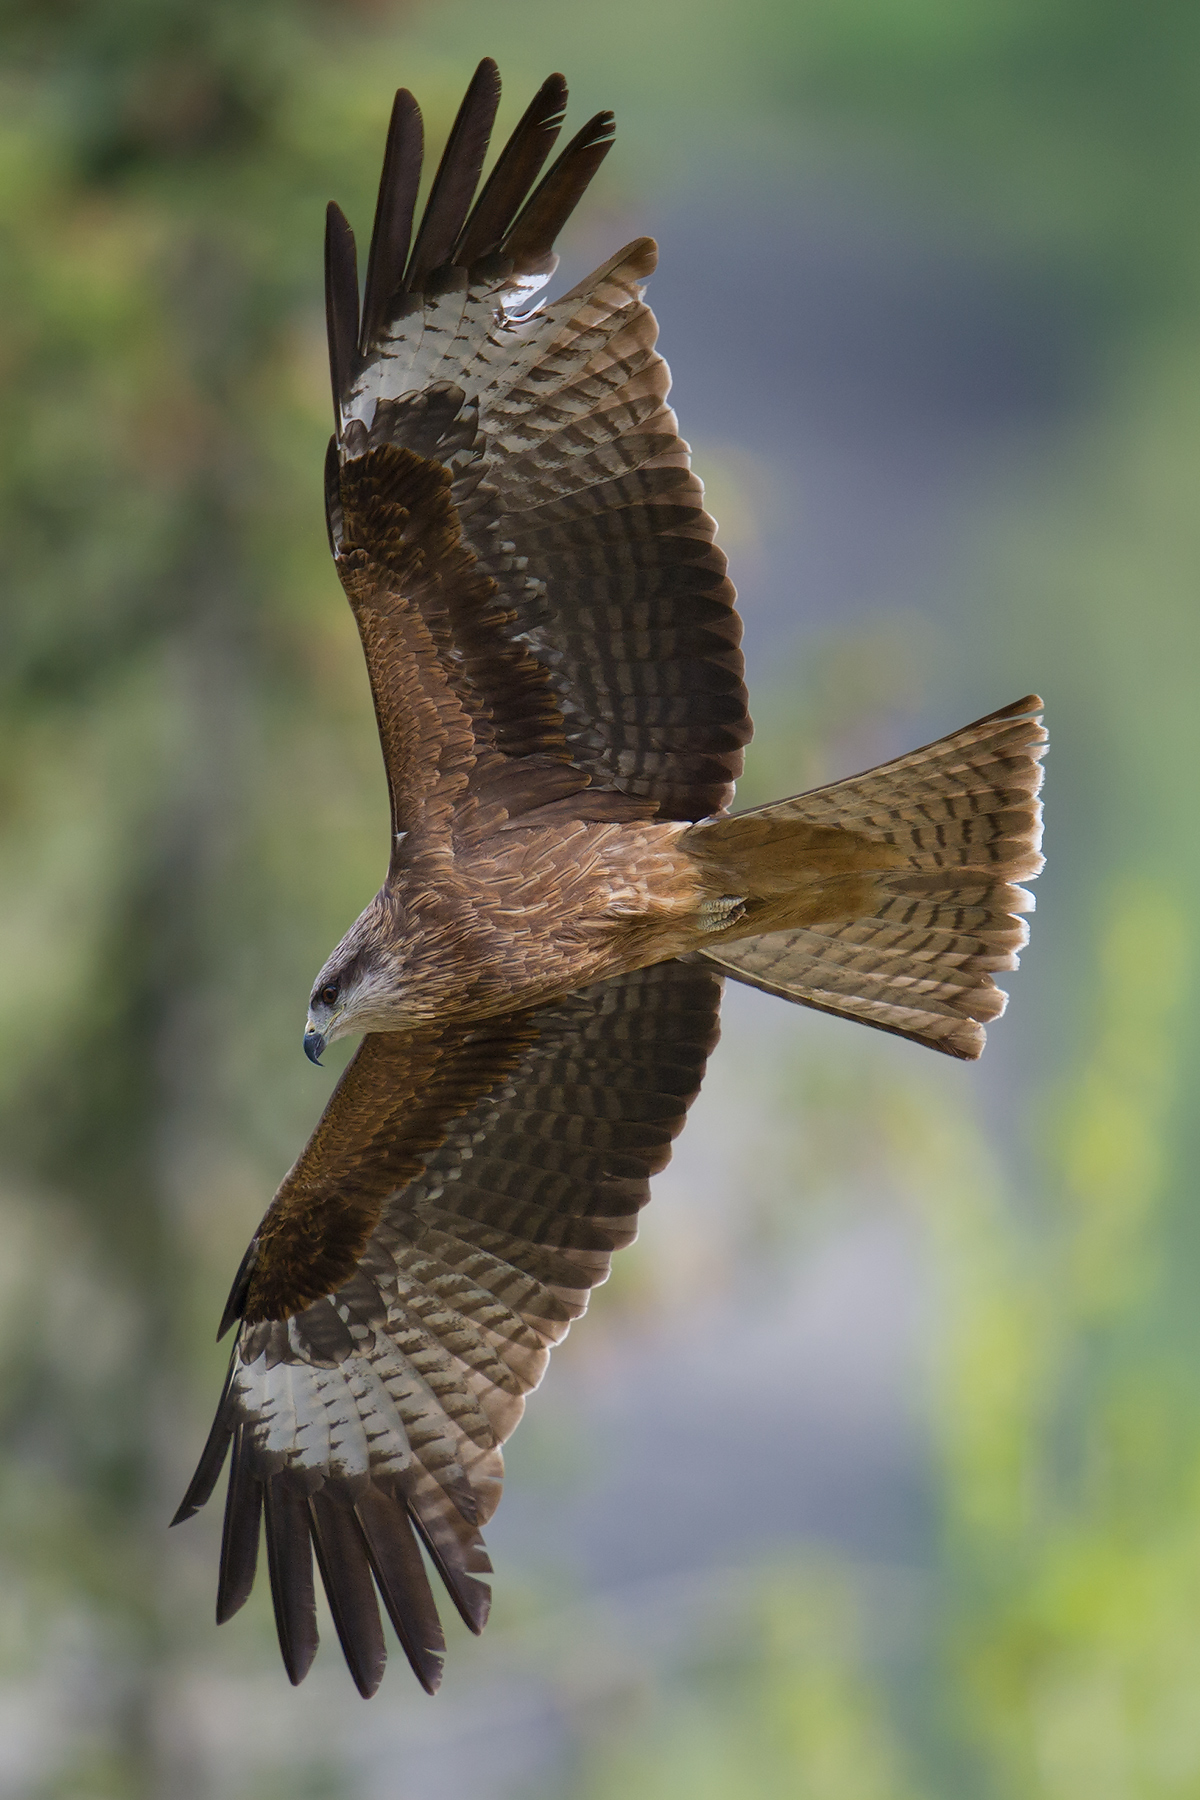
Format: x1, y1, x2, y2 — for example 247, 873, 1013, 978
302, 904, 403, 1064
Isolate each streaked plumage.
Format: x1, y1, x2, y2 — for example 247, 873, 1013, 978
175, 60, 1047, 1695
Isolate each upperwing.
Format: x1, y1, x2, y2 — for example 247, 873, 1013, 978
173, 961, 722, 1695
323, 60, 751, 854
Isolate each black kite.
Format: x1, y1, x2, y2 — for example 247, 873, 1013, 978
174, 61, 1046, 1696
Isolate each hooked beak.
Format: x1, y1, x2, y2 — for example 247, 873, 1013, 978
303, 1026, 326, 1065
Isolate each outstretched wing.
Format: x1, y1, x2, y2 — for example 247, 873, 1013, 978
174, 962, 722, 1696
324, 60, 750, 851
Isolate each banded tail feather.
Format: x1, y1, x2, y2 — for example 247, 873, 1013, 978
690, 696, 1046, 1059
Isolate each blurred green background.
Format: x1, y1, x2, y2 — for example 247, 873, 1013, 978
2, 1, 1200, 1794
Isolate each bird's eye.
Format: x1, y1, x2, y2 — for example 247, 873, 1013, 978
320, 983, 339, 1007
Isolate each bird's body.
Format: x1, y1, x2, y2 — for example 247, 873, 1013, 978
311, 812, 705, 1035
175, 60, 1047, 1698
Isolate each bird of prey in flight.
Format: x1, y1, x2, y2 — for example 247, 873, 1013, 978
174, 59, 1046, 1696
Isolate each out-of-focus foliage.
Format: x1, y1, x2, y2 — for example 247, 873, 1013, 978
3, 0, 1200, 1796
577, 1563, 920, 1800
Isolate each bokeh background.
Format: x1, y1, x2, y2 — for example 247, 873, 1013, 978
2, 1, 1199, 1794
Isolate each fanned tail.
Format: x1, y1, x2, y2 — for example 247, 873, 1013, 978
691, 696, 1047, 1059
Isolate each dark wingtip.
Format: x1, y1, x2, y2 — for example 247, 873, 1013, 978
323, 434, 342, 560
354, 1487, 448, 1694
309, 1492, 388, 1698
217, 1238, 258, 1341
408, 1507, 492, 1636
404, 58, 503, 293
264, 1478, 320, 1686
502, 108, 617, 275
359, 87, 424, 355
171, 1352, 238, 1524
170, 1490, 205, 1529
416, 1655, 445, 1697
215, 1428, 264, 1624
454, 70, 570, 268
324, 202, 360, 427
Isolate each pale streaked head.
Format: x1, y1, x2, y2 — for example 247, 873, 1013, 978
302, 897, 408, 1061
